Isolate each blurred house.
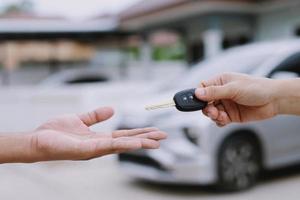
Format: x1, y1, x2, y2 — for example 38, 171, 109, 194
119, 0, 300, 64
0, 12, 130, 85
1, 0, 300, 85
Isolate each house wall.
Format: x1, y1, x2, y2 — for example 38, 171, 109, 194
0, 40, 94, 68
180, 14, 253, 43
183, 14, 254, 62
255, 6, 300, 41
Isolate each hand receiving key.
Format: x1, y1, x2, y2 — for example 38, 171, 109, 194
0, 107, 168, 164
146, 88, 207, 112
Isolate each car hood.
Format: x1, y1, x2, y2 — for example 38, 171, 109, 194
118, 89, 211, 129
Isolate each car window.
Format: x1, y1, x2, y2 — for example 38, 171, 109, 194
65, 75, 109, 84
175, 46, 274, 89
268, 52, 300, 78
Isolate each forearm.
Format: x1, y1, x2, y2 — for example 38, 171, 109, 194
0, 133, 36, 164
274, 78, 300, 115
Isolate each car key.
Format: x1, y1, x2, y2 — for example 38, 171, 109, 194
145, 88, 207, 112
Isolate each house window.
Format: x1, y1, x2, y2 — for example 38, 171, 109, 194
222, 35, 252, 49
187, 41, 204, 65
295, 27, 300, 36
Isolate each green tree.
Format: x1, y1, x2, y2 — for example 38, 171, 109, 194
2, 0, 34, 14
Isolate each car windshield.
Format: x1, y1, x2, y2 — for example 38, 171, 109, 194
162, 45, 275, 91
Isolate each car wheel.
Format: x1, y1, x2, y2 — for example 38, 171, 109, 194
217, 134, 261, 191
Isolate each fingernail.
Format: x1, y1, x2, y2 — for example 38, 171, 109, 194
195, 88, 206, 97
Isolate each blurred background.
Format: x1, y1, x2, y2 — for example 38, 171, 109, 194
1, 0, 300, 199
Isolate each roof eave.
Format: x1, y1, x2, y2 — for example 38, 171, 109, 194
120, 1, 259, 31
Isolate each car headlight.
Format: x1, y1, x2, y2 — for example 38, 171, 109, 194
182, 126, 200, 145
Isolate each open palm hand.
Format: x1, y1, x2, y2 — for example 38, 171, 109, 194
31, 107, 167, 161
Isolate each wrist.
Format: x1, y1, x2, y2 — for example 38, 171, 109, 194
0, 132, 38, 164
273, 79, 300, 115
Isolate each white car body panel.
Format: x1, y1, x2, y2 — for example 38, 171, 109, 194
117, 39, 300, 184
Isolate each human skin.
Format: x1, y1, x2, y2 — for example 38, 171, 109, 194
195, 72, 300, 127
0, 107, 167, 163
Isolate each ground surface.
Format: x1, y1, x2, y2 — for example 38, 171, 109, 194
1, 157, 300, 200
1, 85, 300, 200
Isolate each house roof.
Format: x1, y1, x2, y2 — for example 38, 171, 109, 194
0, 11, 64, 20
119, 0, 299, 31
120, 0, 258, 20
119, 0, 187, 20
119, 0, 260, 30
0, 12, 118, 34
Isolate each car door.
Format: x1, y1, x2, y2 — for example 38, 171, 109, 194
259, 52, 300, 168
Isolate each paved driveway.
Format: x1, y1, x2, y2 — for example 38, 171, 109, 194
1, 157, 300, 200
1, 87, 300, 200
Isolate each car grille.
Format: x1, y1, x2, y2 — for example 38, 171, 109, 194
118, 153, 167, 171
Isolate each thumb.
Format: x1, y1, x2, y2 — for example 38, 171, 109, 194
78, 107, 114, 127
195, 85, 233, 101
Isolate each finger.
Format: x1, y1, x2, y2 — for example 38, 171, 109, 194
204, 104, 219, 120
81, 137, 161, 158
216, 111, 231, 126
87, 133, 111, 139
78, 107, 114, 127
195, 84, 234, 102
90, 130, 167, 141
200, 75, 221, 87
215, 104, 226, 121
203, 103, 231, 126
82, 137, 141, 157
135, 131, 168, 140
212, 103, 231, 125
216, 122, 226, 127
198, 81, 206, 88
202, 108, 209, 117
200, 81, 218, 105
113, 138, 160, 151
221, 100, 241, 122
108, 138, 160, 154
112, 127, 159, 138
111, 137, 142, 153
201, 73, 239, 87
140, 138, 160, 149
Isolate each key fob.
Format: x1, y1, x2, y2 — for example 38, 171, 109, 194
173, 88, 207, 112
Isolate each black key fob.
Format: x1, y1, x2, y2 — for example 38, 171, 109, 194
173, 88, 208, 112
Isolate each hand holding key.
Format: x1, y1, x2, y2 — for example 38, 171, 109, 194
146, 88, 207, 112
195, 73, 281, 126
146, 72, 300, 127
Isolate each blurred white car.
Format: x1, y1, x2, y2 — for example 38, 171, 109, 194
1, 68, 161, 132
117, 40, 300, 191
40, 68, 112, 86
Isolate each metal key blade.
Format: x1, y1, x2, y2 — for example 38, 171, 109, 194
145, 100, 176, 111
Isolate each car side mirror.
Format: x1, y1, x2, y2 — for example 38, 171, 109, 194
270, 71, 299, 79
